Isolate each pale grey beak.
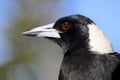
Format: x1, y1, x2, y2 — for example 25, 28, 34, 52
22, 23, 61, 38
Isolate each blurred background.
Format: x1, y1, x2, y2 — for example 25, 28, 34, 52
0, 0, 120, 80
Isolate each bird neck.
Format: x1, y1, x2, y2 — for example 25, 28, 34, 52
62, 39, 89, 54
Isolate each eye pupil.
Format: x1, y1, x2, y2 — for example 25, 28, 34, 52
62, 22, 70, 30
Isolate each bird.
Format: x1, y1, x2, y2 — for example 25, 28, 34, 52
22, 14, 120, 80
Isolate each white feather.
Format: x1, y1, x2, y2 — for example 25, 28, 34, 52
88, 23, 114, 54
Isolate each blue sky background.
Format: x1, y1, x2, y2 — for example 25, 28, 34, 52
0, 0, 120, 65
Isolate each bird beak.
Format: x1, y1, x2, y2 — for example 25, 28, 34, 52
22, 23, 61, 38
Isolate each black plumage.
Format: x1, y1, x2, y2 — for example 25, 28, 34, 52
22, 14, 120, 80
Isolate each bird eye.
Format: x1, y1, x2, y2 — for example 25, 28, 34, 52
62, 22, 71, 30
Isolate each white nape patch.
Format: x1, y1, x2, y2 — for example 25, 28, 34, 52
88, 23, 114, 54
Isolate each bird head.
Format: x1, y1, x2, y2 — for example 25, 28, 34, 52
22, 14, 114, 54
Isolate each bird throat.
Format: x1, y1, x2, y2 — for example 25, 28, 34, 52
60, 39, 89, 54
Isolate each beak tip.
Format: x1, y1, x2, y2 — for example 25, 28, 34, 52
21, 31, 28, 35
21, 32, 26, 35
21, 31, 37, 37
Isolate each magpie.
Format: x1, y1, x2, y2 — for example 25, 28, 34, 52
22, 14, 120, 80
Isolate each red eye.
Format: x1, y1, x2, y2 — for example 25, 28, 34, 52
62, 22, 71, 30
